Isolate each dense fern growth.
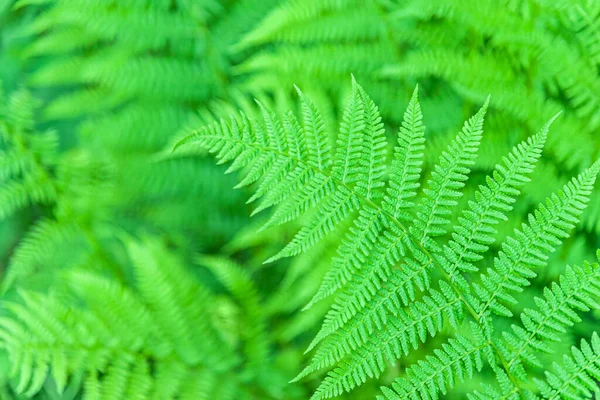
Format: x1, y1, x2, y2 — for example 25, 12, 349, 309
16, 0, 284, 249
2, 0, 600, 399
241, 0, 600, 240
0, 237, 296, 399
177, 80, 600, 399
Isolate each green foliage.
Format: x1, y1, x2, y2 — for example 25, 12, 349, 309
1, 0, 600, 399
535, 332, 600, 399
0, 89, 57, 219
177, 80, 600, 399
0, 237, 294, 399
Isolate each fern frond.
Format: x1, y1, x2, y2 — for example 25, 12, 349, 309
126, 238, 234, 368
32, 52, 216, 102
295, 282, 464, 390
22, 26, 99, 57
0, 88, 59, 222
238, 0, 377, 47
79, 104, 192, 153
263, 78, 385, 262
535, 332, 600, 399
437, 116, 550, 291
0, 237, 251, 399
565, 1, 600, 67
300, 157, 599, 393
303, 99, 487, 352
382, 85, 425, 222
178, 81, 600, 399
0, 174, 55, 219
378, 324, 493, 400
502, 259, 600, 379
304, 206, 384, 309
1, 218, 84, 292
236, 43, 397, 84
411, 98, 488, 250
28, 3, 200, 51
473, 161, 600, 320
197, 256, 269, 372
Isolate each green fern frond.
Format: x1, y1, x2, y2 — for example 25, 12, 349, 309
79, 104, 192, 153
298, 154, 599, 395
197, 256, 269, 372
1, 218, 84, 292
0, 173, 55, 219
126, 238, 234, 367
27, 2, 201, 51
535, 332, 600, 399
473, 161, 600, 320
301, 97, 487, 354
411, 97, 488, 250
40, 89, 127, 121
179, 82, 600, 399
295, 281, 464, 392
32, 53, 217, 102
263, 78, 385, 262
564, 2, 600, 67
21, 26, 99, 58
0, 88, 59, 221
378, 324, 493, 400
237, 0, 376, 47
437, 115, 550, 290
382, 85, 425, 222
0, 237, 252, 399
502, 259, 600, 379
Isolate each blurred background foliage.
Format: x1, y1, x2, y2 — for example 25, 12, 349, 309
0, 0, 598, 399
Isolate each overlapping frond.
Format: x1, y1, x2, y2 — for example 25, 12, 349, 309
378, 324, 494, 400
502, 258, 600, 379
1, 218, 85, 292
302, 90, 485, 354
293, 109, 559, 398
535, 332, 600, 399
180, 81, 600, 399
297, 282, 464, 397
473, 161, 600, 320
0, 88, 58, 220
0, 237, 261, 399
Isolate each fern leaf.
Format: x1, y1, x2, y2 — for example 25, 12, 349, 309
473, 160, 600, 320
296, 282, 464, 387
126, 238, 234, 368
306, 85, 421, 308
1, 219, 84, 292
503, 259, 600, 379
377, 324, 493, 400
382, 85, 425, 221
411, 97, 488, 251
535, 332, 600, 399
295, 85, 330, 170
0, 174, 56, 220
198, 256, 269, 372
0, 237, 251, 399
304, 206, 384, 309
0, 149, 35, 181
179, 82, 600, 399
331, 76, 379, 189
238, 0, 380, 48
250, 79, 386, 262
438, 117, 550, 291
304, 100, 488, 352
